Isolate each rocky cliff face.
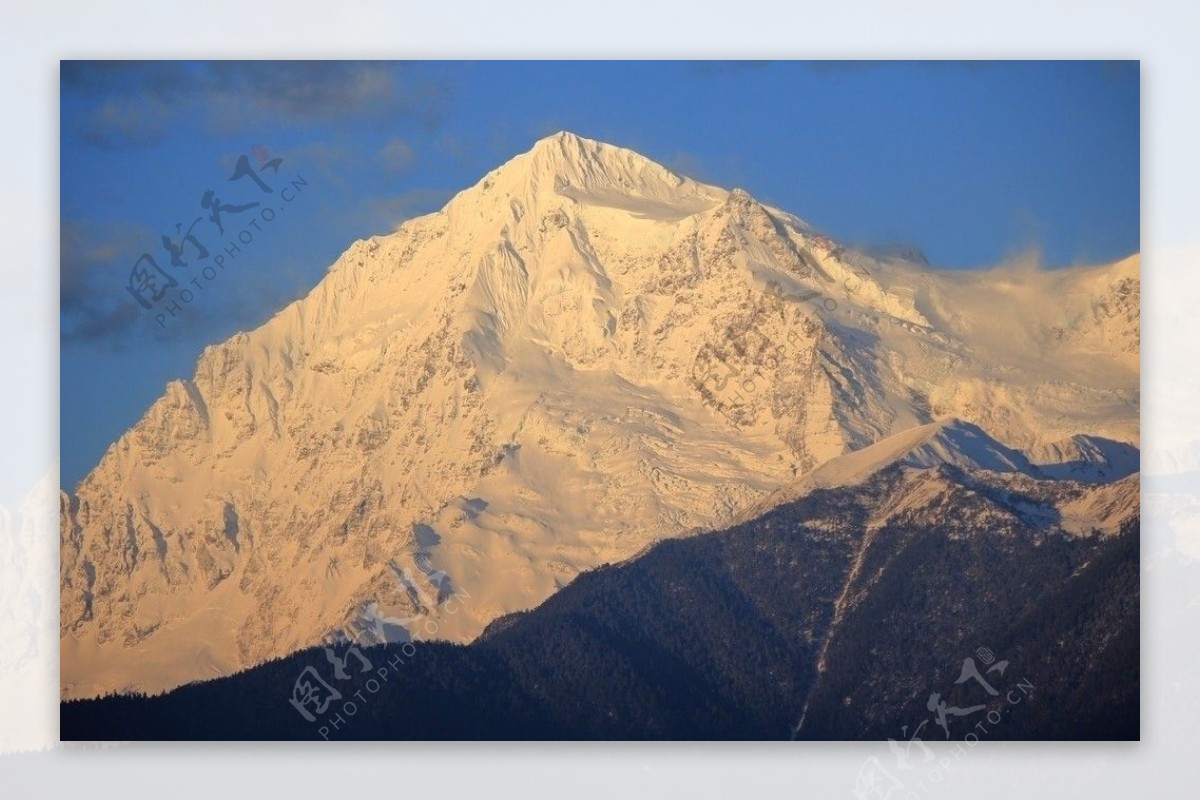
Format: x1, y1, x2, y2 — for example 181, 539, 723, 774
60, 132, 1139, 699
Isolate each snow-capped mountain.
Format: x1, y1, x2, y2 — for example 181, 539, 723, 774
60, 132, 1140, 699
1, 471, 57, 752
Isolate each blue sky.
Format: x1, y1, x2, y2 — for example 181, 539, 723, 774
60, 60, 1140, 489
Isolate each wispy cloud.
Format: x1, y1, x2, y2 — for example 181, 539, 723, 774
76, 96, 172, 148
60, 218, 154, 345
61, 217, 302, 348
64, 61, 450, 148
213, 139, 360, 189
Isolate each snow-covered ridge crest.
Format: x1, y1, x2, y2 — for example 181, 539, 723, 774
738, 415, 1140, 529
440, 131, 729, 234
815, 418, 1036, 484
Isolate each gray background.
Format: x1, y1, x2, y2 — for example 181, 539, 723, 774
2, 1, 1194, 797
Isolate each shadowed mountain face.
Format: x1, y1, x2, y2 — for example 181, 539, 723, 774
62, 463, 1138, 741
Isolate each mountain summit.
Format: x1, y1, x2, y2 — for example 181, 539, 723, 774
513, 131, 721, 201
60, 133, 1140, 699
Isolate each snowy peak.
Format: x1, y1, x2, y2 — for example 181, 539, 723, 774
804, 418, 1035, 489
803, 420, 1142, 490
735, 418, 1142, 546
896, 418, 1034, 472
737, 418, 1037, 521
1027, 435, 1140, 483
741, 417, 1142, 530
457, 131, 727, 221
525, 131, 694, 193
525, 130, 650, 180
